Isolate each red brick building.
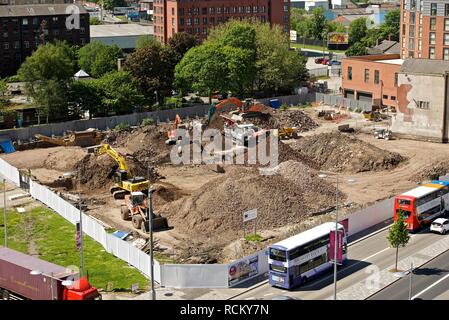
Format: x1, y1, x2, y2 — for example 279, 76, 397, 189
152, 0, 290, 43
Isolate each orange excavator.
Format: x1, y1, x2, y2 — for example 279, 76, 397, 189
207, 97, 272, 123
165, 114, 188, 145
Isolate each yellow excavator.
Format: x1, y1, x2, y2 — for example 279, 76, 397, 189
96, 144, 149, 199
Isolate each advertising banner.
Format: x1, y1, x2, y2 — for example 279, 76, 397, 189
329, 229, 343, 264
340, 218, 349, 236
228, 254, 259, 286
327, 32, 349, 45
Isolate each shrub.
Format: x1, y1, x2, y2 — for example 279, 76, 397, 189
141, 117, 155, 127
114, 122, 131, 131
280, 104, 289, 111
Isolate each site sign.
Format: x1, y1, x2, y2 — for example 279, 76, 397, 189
327, 32, 349, 45
243, 209, 257, 223
290, 30, 297, 42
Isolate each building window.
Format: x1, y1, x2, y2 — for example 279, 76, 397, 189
409, 51, 414, 58
402, 38, 406, 48
218, 16, 223, 23
209, 7, 214, 14
172, 7, 175, 15
383, 95, 388, 99
22, 18, 28, 25
446, 4, 449, 16
364, 69, 370, 83
445, 48, 449, 60
246, 6, 250, 13
402, 24, 406, 36
430, 18, 436, 30
186, 18, 191, 26
253, 6, 258, 13
239, 6, 244, 13
431, 3, 437, 16
2, 32, 7, 38
232, 7, 237, 13
202, 17, 207, 24
445, 34, 449, 45
374, 70, 379, 84
180, 18, 184, 26
201, 7, 207, 15
419, 26, 422, 37
409, 39, 414, 50
3, 42, 9, 50
446, 19, 449, 31
391, 96, 396, 101
179, 8, 184, 16
52, 17, 58, 22
202, 27, 207, 35
33, 18, 38, 25
419, 13, 422, 25
217, 7, 222, 14
348, 66, 352, 80
210, 17, 215, 25
418, 39, 422, 50
395, 73, 398, 87
429, 47, 435, 59
417, 101, 430, 109
80, 27, 85, 34
260, 6, 265, 13
410, 12, 415, 25
224, 7, 229, 14
54, 29, 59, 36
409, 27, 415, 37
194, 17, 199, 25
194, 8, 199, 15
430, 32, 436, 44
14, 41, 19, 49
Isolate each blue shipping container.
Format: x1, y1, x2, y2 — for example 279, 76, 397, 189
269, 99, 281, 109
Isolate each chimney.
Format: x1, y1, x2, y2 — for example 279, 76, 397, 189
117, 58, 125, 71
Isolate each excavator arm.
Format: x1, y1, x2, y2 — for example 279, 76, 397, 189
97, 144, 131, 175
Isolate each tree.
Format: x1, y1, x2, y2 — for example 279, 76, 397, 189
98, 0, 126, 11
348, 17, 368, 45
136, 35, 160, 49
167, 32, 197, 63
18, 41, 76, 123
78, 41, 123, 78
381, 9, 400, 41
345, 42, 367, 56
0, 78, 7, 96
387, 211, 410, 271
310, 7, 327, 40
90, 17, 101, 25
69, 79, 105, 118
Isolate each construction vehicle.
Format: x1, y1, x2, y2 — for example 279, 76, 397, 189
95, 144, 148, 199
35, 128, 103, 148
277, 127, 299, 140
207, 97, 272, 123
0, 247, 101, 300
120, 191, 169, 232
373, 128, 392, 140
166, 114, 189, 145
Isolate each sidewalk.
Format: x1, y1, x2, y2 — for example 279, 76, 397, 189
327, 235, 449, 300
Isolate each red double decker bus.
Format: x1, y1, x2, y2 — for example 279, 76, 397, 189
394, 181, 449, 232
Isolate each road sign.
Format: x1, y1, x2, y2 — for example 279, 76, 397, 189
243, 209, 257, 223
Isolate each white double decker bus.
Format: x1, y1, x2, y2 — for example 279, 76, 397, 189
268, 222, 347, 289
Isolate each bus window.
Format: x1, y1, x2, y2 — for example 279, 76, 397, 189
269, 265, 287, 273
398, 199, 411, 205
269, 248, 287, 262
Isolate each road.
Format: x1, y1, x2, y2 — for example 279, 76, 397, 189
369, 249, 449, 300
233, 227, 447, 300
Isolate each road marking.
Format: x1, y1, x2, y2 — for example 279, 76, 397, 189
302, 247, 390, 288
264, 293, 274, 297
411, 272, 449, 300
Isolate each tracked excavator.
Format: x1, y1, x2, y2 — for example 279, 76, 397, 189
95, 144, 149, 199
120, 191, 169, 232
207, 97, 272, 124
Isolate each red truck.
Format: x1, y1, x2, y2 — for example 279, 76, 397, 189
0, 247, 101, 300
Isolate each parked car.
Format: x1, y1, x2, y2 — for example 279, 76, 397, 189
321, 58, 330, 65
328, 60, 341, 66
430, 218, 449, 234
315, 58, 324, 64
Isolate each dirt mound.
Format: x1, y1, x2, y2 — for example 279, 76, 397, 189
411, 160, 449, 182
160, 163, 338, 261
106, 124, 172, 165
42, 147, 86, 172
74, 153, 161, 190
249, 109, 318, 132
290, 132, 405, 173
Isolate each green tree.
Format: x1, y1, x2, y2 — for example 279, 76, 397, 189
345, 42, 367, 56
124, 43, 173, 105
381, 9, 400, 41
310, 7, 327, 40
69, 79, 105, 118
78, 41, 123, 78
136, 35, 160, 49
90, 17, 101, 25
18, 41, 76, 123
0, 78, 7, 96
166, 32, 197, 63
387, 211, 410, 271
98, 0, 126, 11
348, 17, 368, 45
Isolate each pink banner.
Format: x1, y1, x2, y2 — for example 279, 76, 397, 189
330, 229, 343, 263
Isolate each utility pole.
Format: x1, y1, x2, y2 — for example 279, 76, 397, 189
147, 164, 156, 300
3, 178, 7, 247
333, 174, 339, 300
78, 170, 84, 276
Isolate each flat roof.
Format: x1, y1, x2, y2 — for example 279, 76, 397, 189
401, 185, 441, 198
0, 4, 87, 17
271, 222, 342, 250
90, 24, 153, 38
373, 59, 404, 65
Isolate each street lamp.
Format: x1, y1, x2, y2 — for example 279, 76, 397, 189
145, 159, 156, 300
3, 178, 7, 247
64, 171, 84, 276
318, 173, 356, 300
30, 270, 55, 300
394, 261, 414, 300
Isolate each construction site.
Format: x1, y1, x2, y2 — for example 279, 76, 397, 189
3, 98, 449, 265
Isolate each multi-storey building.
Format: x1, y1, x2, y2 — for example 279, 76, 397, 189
153, 0, 290, 44
400, 0, 449, 60
0, 0, 70, 5
0, 4, 90, 77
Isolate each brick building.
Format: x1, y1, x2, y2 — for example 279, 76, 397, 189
400, 0, 449, 60
152, 0, 290, 44
0, 0, 70, 5
0, 4, 90, 78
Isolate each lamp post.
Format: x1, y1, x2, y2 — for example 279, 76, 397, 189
146, 160, 156, 300
3, 178, 6, 247
64, 171, 84, 276
393, 261, 414, 300
318, 173, 355, 300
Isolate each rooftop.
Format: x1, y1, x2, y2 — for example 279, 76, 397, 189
0, 4, 86, 17
90, 23, 153, 38
373, 58, 404, 65
400, 59, 449, 75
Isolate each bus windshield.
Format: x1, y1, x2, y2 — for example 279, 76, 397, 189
269, 248, 287, 262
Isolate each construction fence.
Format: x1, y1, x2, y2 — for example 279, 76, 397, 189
315, 93, 373, 112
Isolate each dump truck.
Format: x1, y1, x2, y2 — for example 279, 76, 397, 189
0, 247, 101, 300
